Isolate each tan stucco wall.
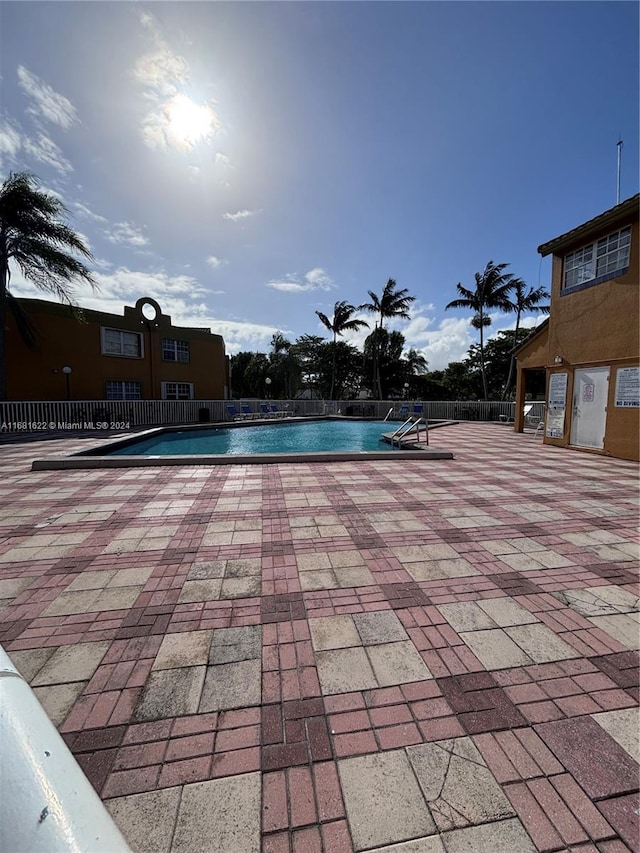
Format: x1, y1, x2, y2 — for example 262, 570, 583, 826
515, 323, 549, 371
605, 361, 640, 461
515, 208, 639, 460
547, 219, 639, 366
6, 299, 229, 401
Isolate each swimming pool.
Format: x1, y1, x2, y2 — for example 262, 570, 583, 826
108, 419, 398, 456
32, 417, 455, 470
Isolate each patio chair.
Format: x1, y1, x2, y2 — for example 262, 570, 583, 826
260, 403, 277, 418
241, 403, 257, 419
412, 403, 424, 416
269, 403, 286, 418
524, 403, 545, 436
398, 403, 409, 417
226, 403, 244, 421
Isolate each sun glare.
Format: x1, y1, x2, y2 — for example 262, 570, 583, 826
165, 94, 218, 150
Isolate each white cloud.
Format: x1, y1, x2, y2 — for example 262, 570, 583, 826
91, 267, 206, 300
17, 66, 78, 130
223, 209, 260, 222
267, 280, 312, 293
267, 267, 336, 294
73, 201, 108, 224
206, 255, 226, 269
210, 320, 282, 354
23, 131, 73, 174
134, 13, 221, 152
304, 268, 334, 290
134, 11, 188, 98
0, 120, 21, 168
134, 50, 189, 98
415, 317, 475, 371
215, 152, 232, 168
105, 221, 149, 248
9, 264, 277, 355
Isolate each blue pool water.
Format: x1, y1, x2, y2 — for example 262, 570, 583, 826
107, 419, 398, 456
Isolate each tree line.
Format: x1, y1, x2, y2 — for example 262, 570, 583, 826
0, 171, 548, 402
232, 263, 548, 401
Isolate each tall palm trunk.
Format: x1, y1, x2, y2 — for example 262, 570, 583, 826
0, 254, 9, 402
330, 331, 337, 400
501, 312, 521, 400
478, 308, 488, 400
374, 321, 383, 400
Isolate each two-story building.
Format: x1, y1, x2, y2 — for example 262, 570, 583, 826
515, 194, 639, 461
5, 296, 230, 401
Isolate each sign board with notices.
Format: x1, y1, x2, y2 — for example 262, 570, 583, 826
546, 372, 568, 438
615, 367, 639, 408
548, 372, 568, 407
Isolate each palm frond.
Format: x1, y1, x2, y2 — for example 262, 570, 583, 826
315, 311, 332, 333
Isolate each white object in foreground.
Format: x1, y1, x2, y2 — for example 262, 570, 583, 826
0, 645, 131, 852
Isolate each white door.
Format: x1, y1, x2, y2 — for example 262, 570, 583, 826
570, 367, 609, 449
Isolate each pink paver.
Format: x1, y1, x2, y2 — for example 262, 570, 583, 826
0, 422, 638, 853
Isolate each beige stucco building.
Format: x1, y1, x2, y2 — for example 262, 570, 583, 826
5, 296, 230, 402
515, 194, 639, 461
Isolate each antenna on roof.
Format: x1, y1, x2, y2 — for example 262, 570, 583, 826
616, 136, 623, 205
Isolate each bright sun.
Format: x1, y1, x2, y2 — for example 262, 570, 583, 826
165, 94, 218, 150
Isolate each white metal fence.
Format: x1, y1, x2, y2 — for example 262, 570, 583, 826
0, 399, 544, 430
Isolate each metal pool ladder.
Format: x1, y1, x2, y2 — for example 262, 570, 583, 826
388, 416, 429, 448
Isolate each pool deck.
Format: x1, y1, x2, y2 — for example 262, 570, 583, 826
0, 422, 638, 853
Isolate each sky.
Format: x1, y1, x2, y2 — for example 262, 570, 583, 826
0, 1, 638, 370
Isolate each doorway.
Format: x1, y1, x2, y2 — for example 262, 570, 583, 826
570, 367, 609, 450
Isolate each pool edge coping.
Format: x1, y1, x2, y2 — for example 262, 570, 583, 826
29, 416, 458, 469
31, 447, 454, 470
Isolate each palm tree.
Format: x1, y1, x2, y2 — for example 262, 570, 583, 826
445, 261, 514, 399
316, 300, 369, 399
404, 347, 428, 376
501, 279, 550, 399
360, 278, 415, 398
0, 172, 95, 400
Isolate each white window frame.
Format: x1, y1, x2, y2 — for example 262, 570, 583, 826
101, 327, 144, 358
105, 380, 142, 400
161, 381, 194, 401
162, 338, 190, 363
563, 226, 631, 291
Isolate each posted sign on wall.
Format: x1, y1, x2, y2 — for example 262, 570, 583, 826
546, 372, 568, 438
615, 367, 640, 408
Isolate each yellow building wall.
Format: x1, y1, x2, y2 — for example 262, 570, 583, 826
606, 361, 640, 461
5, 299, 228, 401
547, 219, 639, 366
542, 216, 639, 461
516, 209, 639, 461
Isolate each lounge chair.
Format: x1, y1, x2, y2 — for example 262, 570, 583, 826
241, 403, 257, 419
412, 403, 424, 416
524, 403, 545, 435
226, 403, 244, 421
260, 403, 277, 418
398, 403, 409, 417
269, 403, 286, 418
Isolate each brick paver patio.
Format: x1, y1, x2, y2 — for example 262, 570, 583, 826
1, 422, 638, 852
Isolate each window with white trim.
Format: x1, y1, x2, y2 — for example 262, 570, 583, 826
162, 338, 190, 362
105, 381, 142, 400
161, 382, 194, 400
563, 226, 631, 290
101, 327, 144, 358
